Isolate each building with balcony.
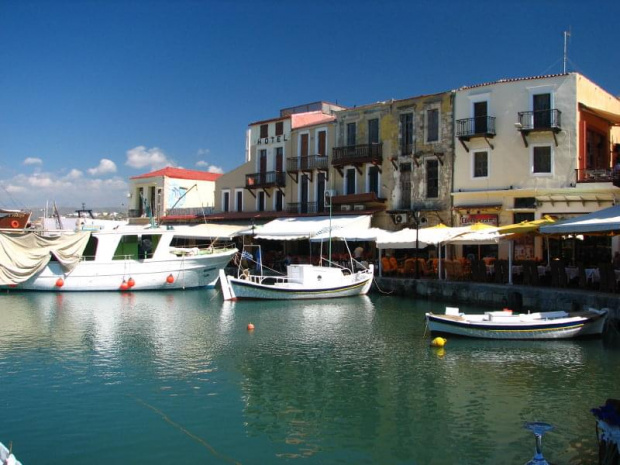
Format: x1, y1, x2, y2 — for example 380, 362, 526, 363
329, 92, 454, 230
453, 72, 620, 260
212, 102, 346, 222
128, 167, 222, 224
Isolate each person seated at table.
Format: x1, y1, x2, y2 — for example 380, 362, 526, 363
613, 252, 620, 270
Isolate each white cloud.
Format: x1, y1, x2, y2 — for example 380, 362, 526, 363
23, 157, 43, 166
125, 146, 174, 170
196, 160, 224, 174
1, 171, 128, 208
88, 158, 117, 176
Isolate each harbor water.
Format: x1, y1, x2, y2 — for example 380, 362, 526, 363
0, 290, 618, 464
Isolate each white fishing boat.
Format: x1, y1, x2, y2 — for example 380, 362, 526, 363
425, 307, 608, 340
0, 225, 237, 291
0, 441, 21, 465
219, 261, 374, 300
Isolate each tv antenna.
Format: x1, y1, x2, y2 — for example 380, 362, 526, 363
563, 29, 571, 74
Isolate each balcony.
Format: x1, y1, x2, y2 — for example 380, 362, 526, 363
575, 168, 613, 184
245, 171, 286, 189
332, 143, 383, 168
516, 109, 562, 147
287, 155, 329, 172
286, 202, 329, 215
456, 116, 496, 152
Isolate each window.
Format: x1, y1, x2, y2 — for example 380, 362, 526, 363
514, 197, 536, 209
275, 147, 283, 171
368, 119, 379, 144
532, 146, 552, 174
260, 124, 268, 138
235, 190, 243, 212
275, 191, 283, 212
345, 168, 356, 195
426, 159, 439, 198
367, 165, 379, 195
426, 108, 439, 142
222, 191, 230, 212
275, 121, 283, 136
346, 122, 356, 146
533, 93, 551, 128
473, 151, 488, 178
300, 133, 309, 157
400, 113, 413, 155
474, 101, 488, 134
317, 130, 327, 156
258, 191, 265, 212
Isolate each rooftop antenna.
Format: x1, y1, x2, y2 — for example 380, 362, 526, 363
563, 29, 571, 74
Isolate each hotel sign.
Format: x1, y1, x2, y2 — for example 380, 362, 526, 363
256, 135, 289, 145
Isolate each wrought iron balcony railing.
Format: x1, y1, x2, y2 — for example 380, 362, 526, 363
332, 143, 383, 166
286, 155, 329, 172
286, 202, 328, 215
575, 168, 613, 183
246, 171, 286, 189
456, 116, 496, 138
517, 109, 562, 132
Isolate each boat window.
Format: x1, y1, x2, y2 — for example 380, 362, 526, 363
138, 234, 160, 259
82, 236, 98, 261
170, 236, 212, 249
113, 235, 139, 260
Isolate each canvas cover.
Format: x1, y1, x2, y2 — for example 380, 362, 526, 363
0, 231, 91, 285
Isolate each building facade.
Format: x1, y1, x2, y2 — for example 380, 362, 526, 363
128, 167, 222, 224
453, 72, 620, 259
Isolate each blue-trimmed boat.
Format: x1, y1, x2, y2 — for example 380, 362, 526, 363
425, 307, 608, 340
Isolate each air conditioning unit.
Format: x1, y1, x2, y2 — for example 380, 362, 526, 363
353, 204, 364, 211
393, 213, 408, 224
340, 205, 352, 211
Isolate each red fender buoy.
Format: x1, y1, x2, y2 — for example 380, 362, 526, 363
55, 278, 64, 288
127, 277, 135, 288
247, 323, 255, 331
120, 280, 129, 291
166, 274, 174, 284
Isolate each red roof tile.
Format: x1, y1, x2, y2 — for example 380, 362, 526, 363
130, 167, 222, 182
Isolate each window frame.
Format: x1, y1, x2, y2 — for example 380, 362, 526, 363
221, 190, 230, 212
234, 189, 244, 212
472, 150, 489, 179
531, 144, 553, 176
425, 107, 440, 143
426, 159, 439, 198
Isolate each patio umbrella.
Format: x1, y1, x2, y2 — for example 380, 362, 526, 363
498, 215, 556, 238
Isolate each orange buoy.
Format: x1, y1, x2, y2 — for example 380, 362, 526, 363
120, 280, 129, 291
55, 278, 64, 288
127, 277, 135, 288
247, 323, 255, 331
10, 220, 19, 228
166, 274, 174, 284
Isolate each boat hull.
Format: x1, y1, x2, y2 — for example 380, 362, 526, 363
12, 251, 237, 291
425, 311, 607, 340
224, 271, 373, 300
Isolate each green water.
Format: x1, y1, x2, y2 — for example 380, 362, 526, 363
0, 291, 617, 464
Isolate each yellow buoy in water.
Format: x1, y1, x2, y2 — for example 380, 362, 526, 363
430, 337, 447, 347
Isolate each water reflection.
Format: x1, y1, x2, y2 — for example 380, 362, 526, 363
0, 292, 617, 464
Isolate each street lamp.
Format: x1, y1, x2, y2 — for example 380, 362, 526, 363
412, 209, 426, 279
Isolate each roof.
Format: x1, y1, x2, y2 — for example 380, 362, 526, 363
130, 167, 222, 182
291, 111, 336, 129
457, 73, 570, 92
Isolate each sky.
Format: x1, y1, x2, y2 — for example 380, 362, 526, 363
1, 0, 619, 211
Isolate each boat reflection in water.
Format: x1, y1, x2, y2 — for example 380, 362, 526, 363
0, 291, 617, 464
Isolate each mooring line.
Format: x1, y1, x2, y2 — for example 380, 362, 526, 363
128, 394, 241, 465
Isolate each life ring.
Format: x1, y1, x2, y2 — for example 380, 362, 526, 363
10, 220, 19, 228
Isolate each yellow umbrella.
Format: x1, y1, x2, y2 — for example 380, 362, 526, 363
498, 215, 556, 237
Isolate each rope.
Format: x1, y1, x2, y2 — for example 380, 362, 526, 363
128, 395, 241, 465
372, 277, 393, 295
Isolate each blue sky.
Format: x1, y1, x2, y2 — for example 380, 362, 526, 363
1, 0, 619, 210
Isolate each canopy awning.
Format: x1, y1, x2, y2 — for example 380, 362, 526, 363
254, 215, 371, 240
176, 223, 251, 239
375, 228, 429, 249
540, 205, 620, 235
580, 103, 620, 126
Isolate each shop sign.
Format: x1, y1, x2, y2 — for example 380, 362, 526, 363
460, 214, 498, 226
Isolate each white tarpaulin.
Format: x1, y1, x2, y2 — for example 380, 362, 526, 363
311, 227, 384, 242
540, 205, 620, 235
255, 215, 371, 240
0, 231, 91, 285
375, 228, 429, 249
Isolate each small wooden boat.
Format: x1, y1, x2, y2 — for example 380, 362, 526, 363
0, 209, 31, 230
425, 307, 608, 340
219, 263, 374, 301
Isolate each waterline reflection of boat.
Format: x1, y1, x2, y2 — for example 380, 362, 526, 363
425, 307, 608, 340
0, 225, 237, 291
